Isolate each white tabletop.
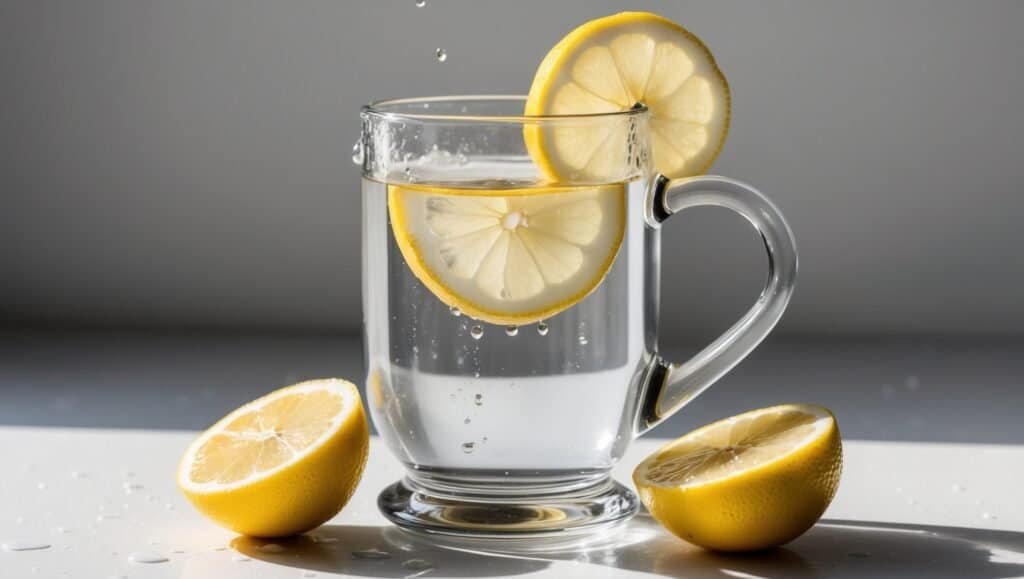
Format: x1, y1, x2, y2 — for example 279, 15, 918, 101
2, 426, 1022, 579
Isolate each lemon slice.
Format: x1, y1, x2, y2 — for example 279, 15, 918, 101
634, 404, 842, 551
388, 183, 625, 325
178, 379, 369, 537
525, 11, 730, 180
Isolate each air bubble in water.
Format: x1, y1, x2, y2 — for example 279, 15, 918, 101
462, 442, 475, 454
505, 326, 518, 337
470, 325, 484, 340
415, 0, 426, 7
537, 322, 549, 336
578, 335, 588, 345
474, 393, 483, 406
435, 48, 447, 62
351, 140, 364, 165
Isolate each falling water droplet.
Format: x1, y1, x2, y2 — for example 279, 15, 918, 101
351, 140, 364, 165
537, 322, 549, 336
415, 0, 426, 6
351, 548, 391, 560
505, 326, 518, 337
2, 541, 51, 552
474, 393, 483, 406
462, 442, 476, 454
435, 48, 447, 62
128, 552, 168, 564
578, 335, 589, 345
469, 325, 484, 340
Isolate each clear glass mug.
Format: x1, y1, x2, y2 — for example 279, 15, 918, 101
359, 96, 796, 538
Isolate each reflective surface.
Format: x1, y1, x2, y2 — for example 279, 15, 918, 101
2, 427, 1022, 578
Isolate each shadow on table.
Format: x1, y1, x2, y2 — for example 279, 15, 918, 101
230, 516, 1024, 578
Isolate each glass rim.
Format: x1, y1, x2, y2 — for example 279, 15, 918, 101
361, 95, 648, 123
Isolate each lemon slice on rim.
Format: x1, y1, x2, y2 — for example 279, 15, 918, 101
633, 404, 843, 552
178, 379, 369, 537
388, 183, 624, 325
525, 11, 730, 180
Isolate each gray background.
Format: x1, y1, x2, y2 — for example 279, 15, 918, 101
3, 0, 1023, 340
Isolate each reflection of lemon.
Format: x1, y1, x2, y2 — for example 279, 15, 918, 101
633, 404, 842, 552
177, 379, 369, 537
525, 11, 730, 180
388, 183, 625, 325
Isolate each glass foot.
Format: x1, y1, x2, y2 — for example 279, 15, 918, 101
377, 476, 639, 540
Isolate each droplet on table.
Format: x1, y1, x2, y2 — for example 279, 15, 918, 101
2, 541, 51, 552
128, 552, 168, 564
351, 548, 391, 560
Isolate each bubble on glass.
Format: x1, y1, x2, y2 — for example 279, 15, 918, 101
435, 48, 447, 62
505, 326, 518, 337
537, 321, 549, 336
351, 139, 364, 165
470, 325, 484, 340
474, 393, 483, 406
461, 442, 475, 454
578, 335, 589, 345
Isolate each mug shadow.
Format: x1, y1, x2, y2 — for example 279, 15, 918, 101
231, 515, 1024, 579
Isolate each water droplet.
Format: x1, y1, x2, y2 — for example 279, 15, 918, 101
128, 552, 168, 564
474, 393, 483, 406
461, 442, 476, 454
403, 558, 434, 571
463, 417, 471, 425
96, 514, 121, 522
578, 335, 588, 345
232, 554, 251, 562
469, 325, 484, 340
952, 484, 966, 492
303, 572, 317, 578
351, 139, 364, 165
537, 322, 549, 336
414, 0, 426, 6
482, 436, 488, 443
2, 541, 51, 552
435, 48, 447, 62
505, 326, 518, 337
351, 548, 391, 560
36, 482, 48, 490
449, 305, 462, 317
55, 527, 71, 534
258, 543, 285, 553
982, 512, 997, 520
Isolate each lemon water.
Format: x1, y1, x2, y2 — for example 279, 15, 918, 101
363, 169, 657, 482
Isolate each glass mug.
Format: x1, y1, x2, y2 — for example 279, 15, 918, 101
359, 96, 796, 538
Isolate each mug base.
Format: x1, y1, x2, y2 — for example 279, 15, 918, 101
377, 475, 639, 540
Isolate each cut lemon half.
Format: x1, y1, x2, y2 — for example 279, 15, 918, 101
388, 183, 625, 325
178, 379, 369, 537
525, 11, 730, 180
634, 404, 842, 552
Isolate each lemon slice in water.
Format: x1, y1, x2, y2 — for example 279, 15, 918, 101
388, 184, 625, 325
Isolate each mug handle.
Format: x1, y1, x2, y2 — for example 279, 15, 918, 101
635, 174, 798, 434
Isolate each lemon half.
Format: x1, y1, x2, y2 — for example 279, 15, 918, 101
178, 379, 369, 537
388, 183, 624, 325
634, 404, 842, 551
525, 11, 730, 180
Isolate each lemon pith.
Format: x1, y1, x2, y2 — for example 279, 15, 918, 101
177, 379, 369, 538
633, 404, 842, 552
387, 183, 626, 325
525, 11, 730, 181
